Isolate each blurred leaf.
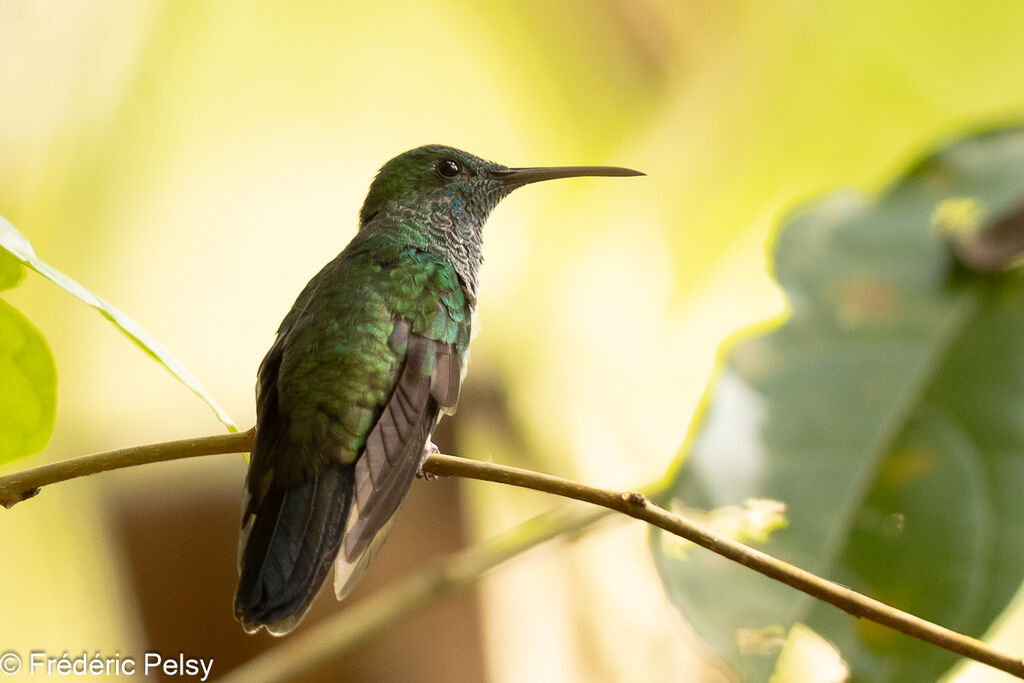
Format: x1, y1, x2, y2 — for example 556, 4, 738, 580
0, 226, 54, 463
0, 248, 24, 291
0, 299, 56, 464
652, 125, 1024, 681
0, 215, 236, 431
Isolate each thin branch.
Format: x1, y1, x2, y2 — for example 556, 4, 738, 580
220, 504, 613, 682
426, 455, 1024, 678
0, 432, 1022, 677
0, 429, 254, 508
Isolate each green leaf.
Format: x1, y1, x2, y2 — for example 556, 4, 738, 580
0, 248, 24, 291
0, 299, 57, 464
0, 215, 236, 431
652, 126, 1024, 681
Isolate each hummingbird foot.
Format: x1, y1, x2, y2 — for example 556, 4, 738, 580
416, 441, 441, 480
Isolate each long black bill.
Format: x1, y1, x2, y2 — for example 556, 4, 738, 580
490, 165, 644, 186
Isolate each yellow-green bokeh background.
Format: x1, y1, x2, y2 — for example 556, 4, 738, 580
3, 1, 1024, 680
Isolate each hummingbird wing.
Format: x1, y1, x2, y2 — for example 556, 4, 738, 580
333, 320, 463, 599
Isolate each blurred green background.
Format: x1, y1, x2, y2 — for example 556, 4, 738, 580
3, 1, 1024, 680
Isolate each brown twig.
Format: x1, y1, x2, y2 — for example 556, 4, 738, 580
0, 429, 254, 508
0, 431, 1021, 677
425, 454, 1024, 678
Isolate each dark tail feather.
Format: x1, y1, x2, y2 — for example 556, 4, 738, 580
234, 463, 354, 635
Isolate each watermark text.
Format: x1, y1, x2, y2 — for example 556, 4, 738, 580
0, 650, 212, 680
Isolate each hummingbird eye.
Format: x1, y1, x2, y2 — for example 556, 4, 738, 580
436, 158, 461, 178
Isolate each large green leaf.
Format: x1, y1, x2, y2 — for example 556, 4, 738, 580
0, 246, 55, 464
0, 215, 236, 431
0, 248, 24, 290
0, 299, 57, 464
653, 126, 1024, 681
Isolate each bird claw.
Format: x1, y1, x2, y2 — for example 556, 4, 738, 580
417, 441, 441, 480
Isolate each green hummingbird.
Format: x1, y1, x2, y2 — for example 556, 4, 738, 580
234, 144, 642, 635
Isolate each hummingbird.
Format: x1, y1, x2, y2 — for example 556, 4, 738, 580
233, 144, 642, 635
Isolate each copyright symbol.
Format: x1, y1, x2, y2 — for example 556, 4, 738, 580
0, 652, 20, 675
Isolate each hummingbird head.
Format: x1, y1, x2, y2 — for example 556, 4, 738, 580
358, 145, 513, 230
358, 144, 643, 298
